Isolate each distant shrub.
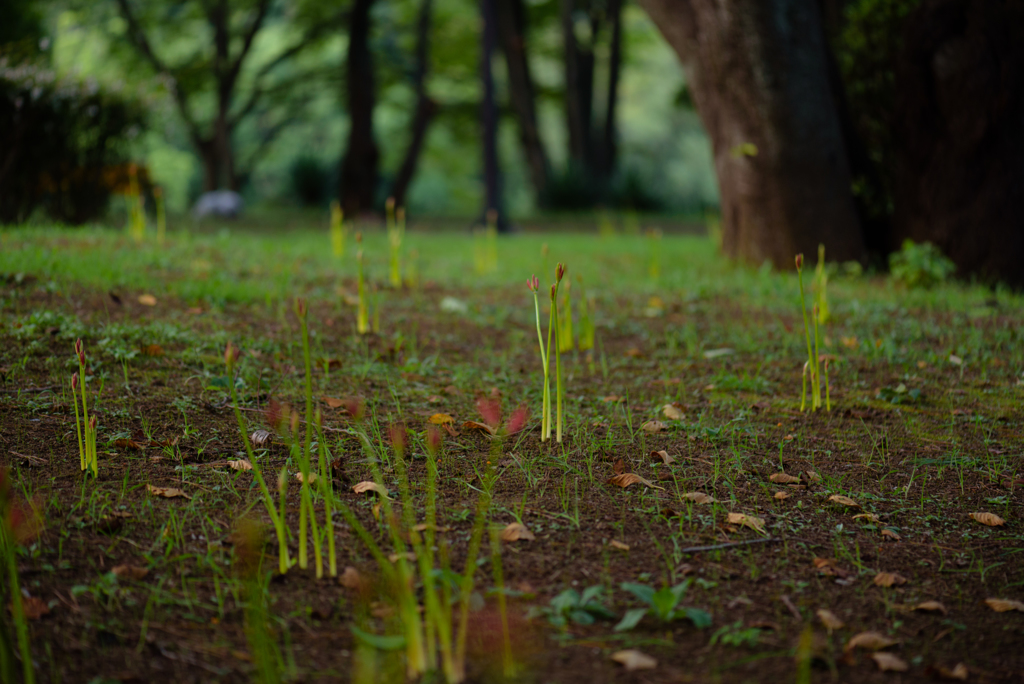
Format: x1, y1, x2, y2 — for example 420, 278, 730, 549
290, 155, 330, 207
889, 239, 955, 288
0, 60, 144, 224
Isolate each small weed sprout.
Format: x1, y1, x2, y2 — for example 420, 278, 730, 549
356, 232, 370, 334
815, 243, 829, 324
795, 254, 829, 412
225, 342, 291, 574
330, 200, 345, 258
233, 518, 283, 684
126, 163, 146, 244
72, 339, 98, 477
153, 185, 166, 247
474, 210, 499, 275
387, 198, 405, 287
552, 264, 567, 442
558, 277, 574, 353
527, 275, 551, 441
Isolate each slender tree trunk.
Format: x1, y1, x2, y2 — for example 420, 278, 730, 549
340, 0, 380, 216
391, 0, 437, 208
480, 0, 506, 229
891, 0, 1024, 286
638, 0, 865, 266
598, 0, 623, 178
497, 0, 549, 199
561, 0, 587, 167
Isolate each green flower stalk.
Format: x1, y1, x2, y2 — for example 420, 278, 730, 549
72, 340, 97, 477
154, 186, 166, 247
330, 201, 345, 259
796, 254, 826, 411
0, 472, 37, 684
315, 414, 337, 578
815, 244, 829, 325
553, 263, 567, 443
356, 233, 370, 335
558, 278, 574, 353
528, 275, 550, 441
387, 198, 404, 287
489, 524, 515, 678
812, 303, 822, 410
225, 342, 291, 574
647, 228, 662, 281
294, 298, 320, 574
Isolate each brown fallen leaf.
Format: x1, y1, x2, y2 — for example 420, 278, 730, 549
601, 395, 622, 403
500, 522, 535, 542
650, 450, 676, 465
227, 459, 253, 471
929, 663, 968, 681
872, 652, 909, 672
146, 484, 191, 499
774, 491, 791, 500
141, 344, 164, 357
388, 552, 416, 563
727, 512, 767, 535
612, 458, 626, 475
881, 529, 901, 541
112, 565, 150, 581
813, 557, 852, 579
641, 420, 668, 433
18, 596, 50, 620
294, 472, 318, 484
610, 650, 657, 671
249, 430, 272, 448
138, 294, 157, 306
114, 438, 142, 451
984, 598, 1024, 613
662, 404, 685, 420
853, 513, 881, 523
607, 473, 664, 491
609, 540, 629, 551
914, 601, 947, 614
324, 396, 345, 408
969, 512, 1005, 527
680, 492, 716, 504
828, 494, 860, 507
352, 481, 390, 498
429, 412, 455, 425
769, 472, 801, 484
148, 437, 179, 448
874, 572, 908, 588
803, 470, 822, 484
845, 631, 898, 651
462, 420, 497, 435
816, 608, 845, 632
339, 566, 363, 589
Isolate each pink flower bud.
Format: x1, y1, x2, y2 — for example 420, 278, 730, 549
556, 263, 566, 282
344, 397, 365, 422
71, 372, 79, 390
89, 416, 96, 429
477, 394, 502, 429
527, 274, 539, 293
550, 283, 556, 301
265, 399, 287, 431
295, 297, 307, 318
795, 254, 804, 270
426, 424, 443, 454
224, 341, 238, 367
389, 423, 407, 454
506, 405, 529, 435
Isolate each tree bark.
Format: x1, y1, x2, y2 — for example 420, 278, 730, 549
497, 0, 549, 199
391, 0, 437, 208
891, 0, 1024, 286
637, 0, 865, 267
561, 0, 588, 167
597, 0, 623, 178
340, 0, 380, 216
480, 0, 506, 229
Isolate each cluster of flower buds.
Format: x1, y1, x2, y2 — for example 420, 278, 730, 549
224, 341, 240, 367
71, 372, 79, 391
75, 338, 85, 366
527, 274, 539, 293
556, 262, 567, 283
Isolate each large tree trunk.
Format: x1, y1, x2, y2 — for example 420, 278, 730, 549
596, 0, 623, 178
891, 0, 1024, 287
391, 0, 437, 208
340, 0, 380, 217
560, 0, 588, 168
497, 0, 549, 200
637, 0, 865, 267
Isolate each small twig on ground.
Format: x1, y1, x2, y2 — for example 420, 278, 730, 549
9, 450, 46, 466
680, 537, 779, 554
780, 594, 802, 620
0, 386, 58, 394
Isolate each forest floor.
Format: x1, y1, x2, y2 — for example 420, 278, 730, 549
1, 222, 1022, 684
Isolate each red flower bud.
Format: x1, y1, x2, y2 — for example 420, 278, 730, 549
71, 372, 79, 390
265, 399, 288, 432
550, 283, 556, 301
295, 297, 307, 318
527, 274, 539, 293
224, 341, 238, 367
344, 397, 365, 422
476, 394, 502, 429
795, 253, 804, 270
556, 263, 566, 282
389, 423, 407, 454
425, 424, 443, 454
506, 405, 529, 435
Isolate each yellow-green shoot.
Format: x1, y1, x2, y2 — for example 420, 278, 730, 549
558, 278, 574, 354
154, 186, 166, 247
225, 342, 291, 574
356, 232, 370, 335
527, 275, 551, 441
72, 339, 97, 477
387, 198, 405, 287
551, 263, 567, 442
127, 164, 145, 244
795, 254, 824, 411
815, 243, 829, 324
293, 298, 322, 575
330, 200, 345, 259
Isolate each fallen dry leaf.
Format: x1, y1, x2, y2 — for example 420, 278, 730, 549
650, 450, 676, 465
984, 598, 1024, 613
662, 403, 685, 420
601, 395, 622, 403
769, 472, 801, 484
146, 484, 191, 499
816, 608, 845, 632
114, 438, 142, 451
227, 459, 253, 471
610, 650, 657, 671
19, 596, 50, 620
914, 601, 947, 614
828, 494, 860, 508
930, 663, 968, 681
141, 344, 164, 357
388, 552, 416, 563
249, 430, 272, 448
853, 513, 881, 523
803, 470, 822, 484
137, 294, 157, 306
609, 540, 629, 551
339, 566, 363, 589
294, 472, 318, 484
112, 565, 150, 581
727, 512, 767, 535
874, 572, 907, 588
845, 631, 898, 651
607, 473, 664, 491
429, 412, 455, 425
774, 491, 791, 500
641, 420, 668, 433
324, 396, 344, 408
500, 522, 535, 542
872, 652, 909, 672
462, 420, 498, 435
680, 492, 716, 504
969, 512, 1005, 527
881, 529, 902, 541
352, 481, 390, 498
813, 557, 852, 579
